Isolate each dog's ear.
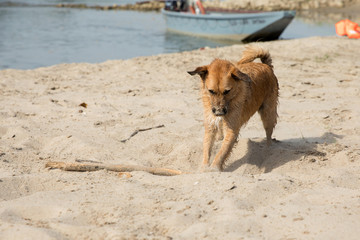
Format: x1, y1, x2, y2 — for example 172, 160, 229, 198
187, 66, 208, 80
231, 69, 251, 83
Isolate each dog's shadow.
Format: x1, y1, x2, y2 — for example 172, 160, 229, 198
224, 132, 341, 173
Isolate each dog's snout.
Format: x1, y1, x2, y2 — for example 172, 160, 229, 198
212, 107, 228, 116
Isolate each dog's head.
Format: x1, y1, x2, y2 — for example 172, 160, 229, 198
188, 59, 251, 116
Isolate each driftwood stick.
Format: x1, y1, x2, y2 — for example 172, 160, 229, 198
106, 164, 183, 176
46, 161, 105, 172
45, 161, 185, 176
121, 124, 165, 143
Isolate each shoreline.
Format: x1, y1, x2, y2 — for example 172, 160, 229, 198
1, 36, 360, 239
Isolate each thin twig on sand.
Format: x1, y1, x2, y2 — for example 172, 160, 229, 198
120, 124, 165, 143
75, 159, 103, 164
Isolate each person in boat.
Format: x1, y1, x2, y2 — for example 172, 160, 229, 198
165, 0, 189, 12
165, 0, 177, 11
179, 0, 187, 11
188, 0, 206, 14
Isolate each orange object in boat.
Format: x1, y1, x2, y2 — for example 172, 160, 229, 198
346, 21, 360, 39
189, 5, 196, 14
335, 19, 360, 39
335, 19, 348, 36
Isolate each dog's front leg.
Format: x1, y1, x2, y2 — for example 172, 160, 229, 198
210, 128, 238, 171
202, 124, 216, 169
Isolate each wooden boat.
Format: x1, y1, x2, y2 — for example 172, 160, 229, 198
162, 8, 296, 42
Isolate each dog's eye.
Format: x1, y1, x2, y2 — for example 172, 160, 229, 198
223, 89, 231, 95
208, 89, 216, 95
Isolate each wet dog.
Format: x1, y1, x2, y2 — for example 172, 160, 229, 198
188, 46, 279, 171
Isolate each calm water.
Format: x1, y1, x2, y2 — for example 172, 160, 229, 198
0, 0, 339, 69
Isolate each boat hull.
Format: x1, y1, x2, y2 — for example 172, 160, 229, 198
162, 9, 295, 41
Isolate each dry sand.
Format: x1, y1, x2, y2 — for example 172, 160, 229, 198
0, 36, 360, 239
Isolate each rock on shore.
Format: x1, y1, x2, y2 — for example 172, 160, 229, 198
204, 0, 359, 11
56, 1, 165, 11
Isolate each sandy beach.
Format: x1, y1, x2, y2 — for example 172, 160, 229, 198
0, 36, 360, 239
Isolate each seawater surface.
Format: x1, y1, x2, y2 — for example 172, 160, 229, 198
0, 0, 340, 70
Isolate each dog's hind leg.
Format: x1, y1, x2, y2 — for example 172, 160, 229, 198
258, 100, 278, 146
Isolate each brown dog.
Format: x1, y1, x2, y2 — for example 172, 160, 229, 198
188, 46, 279, 171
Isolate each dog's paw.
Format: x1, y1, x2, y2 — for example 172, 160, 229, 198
266, 138, 280, 146
199, 164, 210, 173
201, 165, 222, 173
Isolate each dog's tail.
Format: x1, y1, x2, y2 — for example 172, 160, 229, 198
237, 46, 273, 68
